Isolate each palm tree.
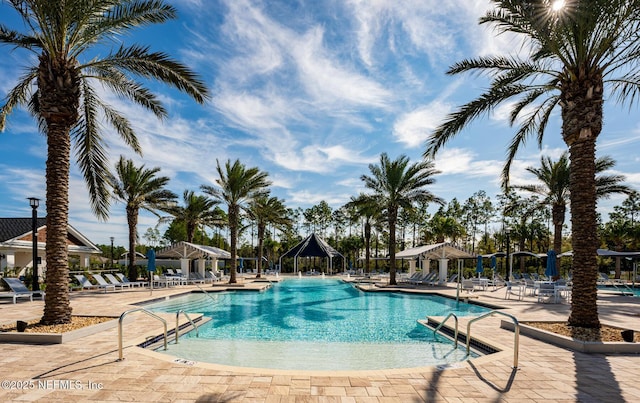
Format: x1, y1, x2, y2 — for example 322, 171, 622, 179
108, 156, 177, 281
165, 190, 222, 243
425, 1, 640, 329
0, 1, 209, 325
516, 153, 631, 268
202, 159, 270, 283
345, 193, 382, 275
246, 194, 291, 278
361, 153, 443, 285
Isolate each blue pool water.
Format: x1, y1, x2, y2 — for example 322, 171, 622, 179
146, 278, 491, 370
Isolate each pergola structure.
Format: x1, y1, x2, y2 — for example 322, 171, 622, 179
396, 242, 474, 284
156, 241, 230, 278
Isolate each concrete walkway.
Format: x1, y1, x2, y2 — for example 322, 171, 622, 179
1, 276, 639, 402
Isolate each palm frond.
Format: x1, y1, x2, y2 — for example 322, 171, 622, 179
0, 68, 38, 131
90, 45, 209, 104
84, 65, 167, 118
72, 82, 111, 219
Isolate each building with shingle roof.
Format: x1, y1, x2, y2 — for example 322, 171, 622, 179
0, 217, 101, 279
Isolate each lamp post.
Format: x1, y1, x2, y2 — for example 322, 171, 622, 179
110, 237, 114, 269
27, 197, 40, 292
505, 227, 512, 281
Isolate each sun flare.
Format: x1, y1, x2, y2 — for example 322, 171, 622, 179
551, 0, 565, 12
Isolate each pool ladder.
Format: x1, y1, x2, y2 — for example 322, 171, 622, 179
431, 310, 520, 369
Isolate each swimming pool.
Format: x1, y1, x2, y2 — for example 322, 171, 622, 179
146, 278, 491, 370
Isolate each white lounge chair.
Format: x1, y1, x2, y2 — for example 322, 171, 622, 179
91, 274, 118, 292
74, 274, 101, 291
104, 273, 132, 289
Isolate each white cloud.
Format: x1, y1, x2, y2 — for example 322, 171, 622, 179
393, 101, 452, 147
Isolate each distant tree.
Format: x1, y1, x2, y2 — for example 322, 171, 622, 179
165, 191, 222, 243
361, 153, 443, 285
202, 159, 270, 283
246, 194, 291, 277
109, 156, 177, 280
345, 193, 382, 275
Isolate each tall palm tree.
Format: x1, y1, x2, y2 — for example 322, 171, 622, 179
202, 159, 270, 283
361, 153, 443, 285
345, 193, 382, 275
516, 152, 631, 267
108, 156, 177, 281
164, 190, 222, 244
425, 1, 640, 329
0, 1, 209, 325
246, 194, 291, 278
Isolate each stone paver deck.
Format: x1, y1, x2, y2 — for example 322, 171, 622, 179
1, 275, 639, 402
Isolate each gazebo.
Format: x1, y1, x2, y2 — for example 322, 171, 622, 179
395, 242, 474, 284
156, 241, 230, 278
278, 233, 345, 274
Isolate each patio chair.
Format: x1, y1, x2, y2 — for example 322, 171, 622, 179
1, 278, 43, 303
91, 274, 118, 292
537, 282, 558, 303
461, 279, 474, 293
504, 281, 523, 300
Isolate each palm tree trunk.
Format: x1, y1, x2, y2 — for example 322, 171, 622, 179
552, 202, 565, 274
563, 69, 603, 329
256, 224, 265, 278
42, 123, 73, 325
127, 206, 138, 281
388, 207, 397, 285
364, 221, 371, 275
40, 55, 79, 325
229, 207, 238, 283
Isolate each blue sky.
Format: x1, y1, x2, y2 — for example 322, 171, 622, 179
1, 0, 639, 247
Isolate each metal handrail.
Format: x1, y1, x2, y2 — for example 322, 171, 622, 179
432, 313, 459, 348
117, 308, 167, 361
466, 310, 519, 368
175, 310, 199, 344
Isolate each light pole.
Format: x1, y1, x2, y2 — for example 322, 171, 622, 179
110, 237, 114, 269
27, 197, 40, 292
505, 227, 512, 281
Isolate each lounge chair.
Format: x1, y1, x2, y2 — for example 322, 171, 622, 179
115, 273, 148, 287
447, 273, 458, 283
153, 274, 179, 288
419, 272, 439, 286
91, 274, 118, 291
400, 272, 421, 284
185, 271, 206, 284
409, 272, 428, 285
1, 278, 44, 303
74, 274, 100, 290
104, 273, 132, 289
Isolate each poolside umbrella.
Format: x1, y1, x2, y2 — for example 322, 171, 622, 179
147, 248, 156, 293
476, 255, 484, 278
545, 250, 558, 279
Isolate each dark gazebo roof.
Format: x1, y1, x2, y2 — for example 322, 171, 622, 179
280, 233, 343, 259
